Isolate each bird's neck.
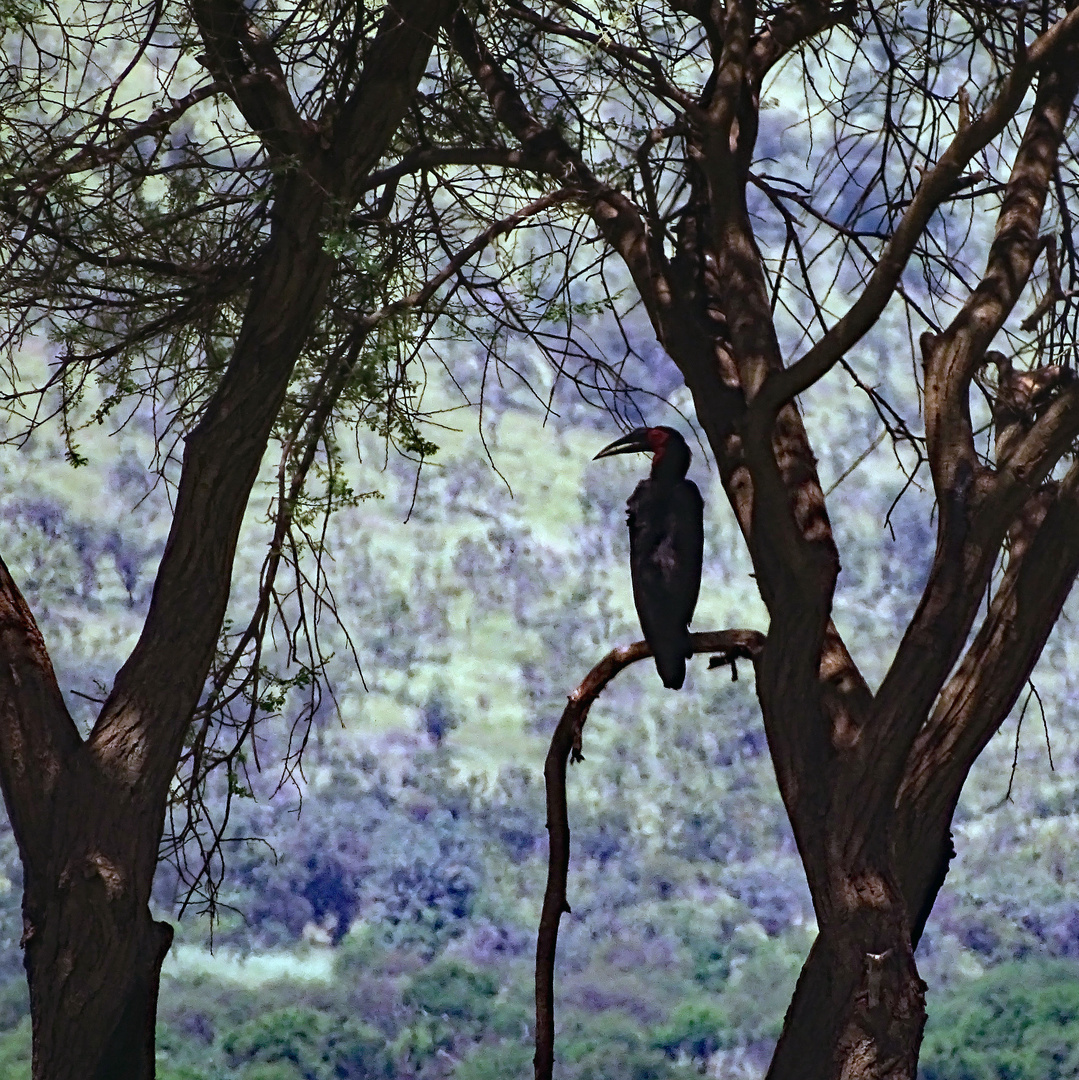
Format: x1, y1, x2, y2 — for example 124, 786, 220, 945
650, 445, 690, 485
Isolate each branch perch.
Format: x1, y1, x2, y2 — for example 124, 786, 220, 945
534, 629, 764, 1080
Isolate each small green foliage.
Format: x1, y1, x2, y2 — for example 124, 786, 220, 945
90, 371, 139, 426
0, 0, 38, 28
251, 665, 315, 716
561, 1014, 684, 1080
334, 1019, 394, 1079
389, 1017, 455, 1069
157, 1067, 210, 1080
321, 232, 350, 259
226, 767, 253, 800
242, 1064, 302, 1080
0, 1017, 30, 1080
223, 1007, 329, 1073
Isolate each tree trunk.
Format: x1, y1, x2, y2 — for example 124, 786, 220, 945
449, 8, 1079, 1080
768, 918, 925, 1080
0, 3, 453, 1071
16, 765, 171, 1080
769, 924, 928, 1080
27, 907, 172, 1080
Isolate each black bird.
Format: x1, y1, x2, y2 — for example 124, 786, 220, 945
594, 426, 704, 690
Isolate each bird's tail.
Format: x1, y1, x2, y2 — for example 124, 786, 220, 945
654, 641, 689, 690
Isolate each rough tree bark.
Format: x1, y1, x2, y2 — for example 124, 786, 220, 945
449, 5, 1079, 1078
0, 1, 450, 1075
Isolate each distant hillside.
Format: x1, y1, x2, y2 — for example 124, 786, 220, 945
0, 354, 1078, 1077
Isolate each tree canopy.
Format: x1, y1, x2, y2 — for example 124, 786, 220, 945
3, 0, 1079, 1077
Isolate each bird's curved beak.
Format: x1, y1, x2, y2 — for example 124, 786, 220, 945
593, 428, 651, 460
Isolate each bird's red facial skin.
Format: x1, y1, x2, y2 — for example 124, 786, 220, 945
647, 427, 670, 459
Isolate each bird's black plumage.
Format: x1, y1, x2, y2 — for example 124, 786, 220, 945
595, 427, 704, 689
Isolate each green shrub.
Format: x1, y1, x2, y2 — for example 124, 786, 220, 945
454, 1041, 532, 1080
485, 995, 531, 1039
242, 1065, 303, 1080
920, 959, 1079, 1080
224, 1006, 325, 1061
715, 934, 806, 1044
403, 959, 498, 1021
223, 1008, 331, 1078
0, 1016, 30, 1080
0, 978, 28, 1031
390, 1016, 455, 1069
561, 1014, 686, 1080
222, 1007, 392, 1080
651, 998, 733, 1060
157, 1068, 211, 1080
333, 1018, 394, 1079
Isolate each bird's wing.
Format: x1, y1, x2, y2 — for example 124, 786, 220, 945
626, 479, 702, 631
626, 482, 668, 637
669, 480, 704, 627
626, 480, 698, 688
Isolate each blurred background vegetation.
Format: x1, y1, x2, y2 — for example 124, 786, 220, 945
0, 328, 1078, 1079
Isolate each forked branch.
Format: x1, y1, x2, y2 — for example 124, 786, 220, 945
190, 0, 309, 157
921, 46, 1079, 492
748, 0, 855, 88
870, 42, 1079, 756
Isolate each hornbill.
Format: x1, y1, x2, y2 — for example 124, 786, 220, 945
594, 426, 704, 690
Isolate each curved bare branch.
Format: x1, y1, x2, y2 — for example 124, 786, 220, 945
535, 629, 765, 1080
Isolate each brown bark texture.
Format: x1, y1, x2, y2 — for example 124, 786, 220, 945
448, 5, 1079, 1079
0, 1, 451, 1075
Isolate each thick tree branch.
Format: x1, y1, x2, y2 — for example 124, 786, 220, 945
708, 0, 755, 140
759, 5, 1079, 414
190, 0, 309, 158
0, 558, 81, 864
535, 630, 764, 1080
89, 183, 335, 791
923, 50, 1079, 499
88, 6, 450, 797
1001, 380, 1079, 487
895, 462, 1079, 941
747, 0, 854, 88
357, 145, 557, 194
332, 0, 455, 199
871, 44, 1079, 757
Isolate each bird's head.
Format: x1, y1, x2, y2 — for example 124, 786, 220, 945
591, 425, 691, 481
